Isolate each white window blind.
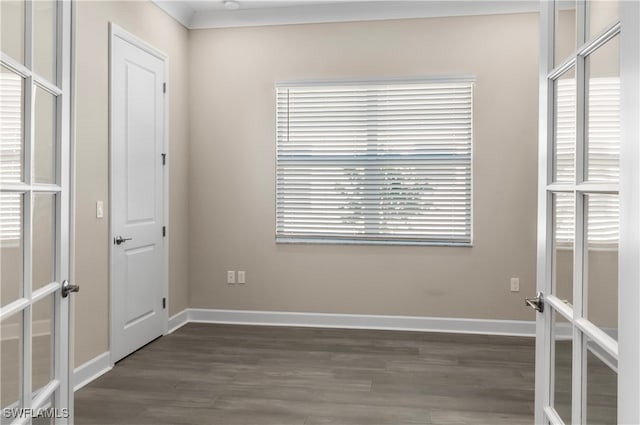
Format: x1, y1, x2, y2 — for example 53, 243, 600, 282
0, 70, 23, 242
555, 77, 620, 246
276, 80, 473, 245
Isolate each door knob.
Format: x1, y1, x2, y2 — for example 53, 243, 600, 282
525, 291, 544, 313
114, 236, 132, 245
61, 280, 80, 298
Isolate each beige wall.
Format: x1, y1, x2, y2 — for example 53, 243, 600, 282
74, 1, 190, 366
188, 13, 540, 320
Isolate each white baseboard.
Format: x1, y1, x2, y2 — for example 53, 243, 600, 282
73, 351, 112, 392
168, 309, 189, 334
171, 308, 538, 337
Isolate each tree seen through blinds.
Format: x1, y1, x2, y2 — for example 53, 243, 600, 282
276, 80, 473, 245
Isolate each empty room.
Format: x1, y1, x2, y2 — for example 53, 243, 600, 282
0, 0, 637, 424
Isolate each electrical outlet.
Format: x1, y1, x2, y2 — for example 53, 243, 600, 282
237, 271, 246, 284
510, 277, 520, 292
227, 271, 236, 284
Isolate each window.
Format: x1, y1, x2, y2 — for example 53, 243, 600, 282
275, 79, 473, 245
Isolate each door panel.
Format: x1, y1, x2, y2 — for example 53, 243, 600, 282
553, 312, 572, 423
32, 193, 56, 292
552, 192, 574, 305
535, 1, 630, 424
555, 1, 577, 68
111, 28, 166, 363
0, 314, 21, 408
588, 1, 618, 39
585, 340, 617, 424
553, 68, 576, 183
32, 295, 53, 393
0, 192, 23, 308
0, 1, 25, 65
0, 0, 73, 422
124, 245, 159, 326
33, 86, 57, 184
125, 62, 158, 223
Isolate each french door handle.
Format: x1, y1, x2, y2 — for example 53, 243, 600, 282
525, 291, 544, 313
62, 280, 80, 298
114, 236, 132, 245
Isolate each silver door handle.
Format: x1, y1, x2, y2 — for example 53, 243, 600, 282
114, 236, 132, 245
525, 291, 544, 313
62, 280, 80, 298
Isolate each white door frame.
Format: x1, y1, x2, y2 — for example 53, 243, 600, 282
108, 23, 169, 366
535, 1, 640, 424
618, 1, 640, 423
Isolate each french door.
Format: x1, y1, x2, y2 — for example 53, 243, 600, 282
0, 0, 74, 424
534, 1, 640, 424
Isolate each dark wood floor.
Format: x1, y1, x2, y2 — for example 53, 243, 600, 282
75, 323, 536, 425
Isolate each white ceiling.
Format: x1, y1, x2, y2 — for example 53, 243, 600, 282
151, 0, 540, 29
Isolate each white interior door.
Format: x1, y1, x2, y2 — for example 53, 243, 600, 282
0, 0, 74, 423
110, 25, 167, 364
533, 1, 640, 423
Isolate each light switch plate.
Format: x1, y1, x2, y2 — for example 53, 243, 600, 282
510, 277, 520, 292
96, 201, 104, 218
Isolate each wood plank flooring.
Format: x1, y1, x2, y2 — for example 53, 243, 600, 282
75, 323, 536, 425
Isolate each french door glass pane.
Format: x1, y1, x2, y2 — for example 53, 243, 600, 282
0, 65, 24, 183
588, 0, 619, 39
34, 87, 56, 184
32, 403, 55, 425
32, 295, 53, 394
0, 192, 23, 308
0, 313, 21, 409
554, 192, 574, 305
33, 0, 57, 83
586, 35, 620, 183
554, 311, 572, 423
586, 194, 619, 339
33, 193, 56, 292
0, 0, 25, 65
555, 1, 576, 67
554, 68, 576, 183
586, 340, 617, 425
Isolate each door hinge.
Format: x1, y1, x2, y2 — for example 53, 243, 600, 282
162, 226, 166, 237
163, 82, 166, 93
161, 153, 166, 165
162, 297, 166, 309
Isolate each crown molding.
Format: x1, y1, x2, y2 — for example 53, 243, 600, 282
152, 1, 539, 30
152, 0, 196, 28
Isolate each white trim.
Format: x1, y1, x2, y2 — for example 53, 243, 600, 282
153, 1, 540, 30
72, 352, 112, 392
151, 0, 195, 28
170, 308, 538, 337
619, 1, 640, 422
167, 309, 189, 334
